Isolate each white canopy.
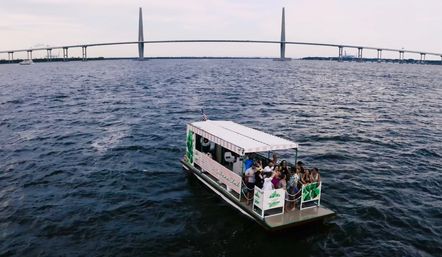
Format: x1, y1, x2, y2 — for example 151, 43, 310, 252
188, 120, 298, 156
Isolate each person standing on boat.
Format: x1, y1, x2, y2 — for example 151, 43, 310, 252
287, 166, 301, 210
295, 161, 305, 173
278, 173, 287, 190
263, 161, 274, 177
278, 173, 290, 210
255, 167, 264, 189
272, 153, 278, 165
279, 160, 290, 179
244, 164, 257, 205
263, 173, 274, 191
255, 160, 264, 174
311, 167, 321, 183
244, 157, 254, 173
295, 166, 302, 188
271, 166, 281, 189
301, 169, 311, 185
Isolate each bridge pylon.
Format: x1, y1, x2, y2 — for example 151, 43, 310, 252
280, 7, 286, 59
274, 7, 291, 61
138, 7, 145, 60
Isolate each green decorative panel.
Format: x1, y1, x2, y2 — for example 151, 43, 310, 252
302, 182, 321, 201
186, 130, 194, 164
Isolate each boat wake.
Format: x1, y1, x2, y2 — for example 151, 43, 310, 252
91, 125, 129, 154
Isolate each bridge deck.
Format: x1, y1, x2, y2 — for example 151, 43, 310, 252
1, 40, 441, 57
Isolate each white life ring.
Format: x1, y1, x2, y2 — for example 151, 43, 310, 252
224, 151, 235, 163
201, 137, 210, 147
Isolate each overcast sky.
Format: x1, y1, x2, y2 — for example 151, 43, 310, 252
1, 0, 441, 59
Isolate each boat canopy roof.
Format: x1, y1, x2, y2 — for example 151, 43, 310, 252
188, 120, 298, 156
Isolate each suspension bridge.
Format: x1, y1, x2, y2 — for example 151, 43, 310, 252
1, 8, 441, 63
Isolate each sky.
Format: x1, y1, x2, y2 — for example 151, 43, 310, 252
1, 0, 441, 60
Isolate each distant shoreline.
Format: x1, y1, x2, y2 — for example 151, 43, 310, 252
1, 56, 441, 65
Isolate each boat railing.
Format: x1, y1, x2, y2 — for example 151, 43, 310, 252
193, 149, 242, 200
252, 181, 322, 218
300, 182, 322, 210
253, 186, 285, 218
191, 148, 322, 215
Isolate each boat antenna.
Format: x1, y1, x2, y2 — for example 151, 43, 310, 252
201, 109, 208, 121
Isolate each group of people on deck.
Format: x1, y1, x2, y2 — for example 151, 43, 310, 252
243, 156, 321, 210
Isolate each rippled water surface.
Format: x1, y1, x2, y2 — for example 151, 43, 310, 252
0, 60, 441, 257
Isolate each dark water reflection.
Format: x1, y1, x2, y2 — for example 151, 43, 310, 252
0, 60, 441, 257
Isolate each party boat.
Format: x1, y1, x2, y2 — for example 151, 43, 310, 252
180, 120, 335, 231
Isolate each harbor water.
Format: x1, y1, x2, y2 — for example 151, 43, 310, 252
0, 60, 441, 256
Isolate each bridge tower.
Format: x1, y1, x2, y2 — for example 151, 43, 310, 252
274, 7, 290, 61
280, 7, 286, 59
138, 7, 144, 60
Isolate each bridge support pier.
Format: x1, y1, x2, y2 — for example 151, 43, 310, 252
27, 50, 33, 60
399, 51, 404, 62
357, 48, 363, 61
8, 52, 14, 62
63, 47, 69, 61
338, 46, 343, 61
82, 46, 87, 61
47, 49, 52, 61
377, 49, 382, 62
420, 53, 425, 63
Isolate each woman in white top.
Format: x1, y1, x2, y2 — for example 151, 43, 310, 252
262, 173, 274, 191
263, 161, 274, 176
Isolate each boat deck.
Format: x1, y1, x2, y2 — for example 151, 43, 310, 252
237, 197, 335, 230
182, 160, 335, 230
265, 206, 335, 229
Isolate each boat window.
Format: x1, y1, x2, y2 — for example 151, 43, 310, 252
195, 134, 212, 155
215, 144, 222, 163
193, 135, 244, 173
202, 143, 240, 173
195, 134, 202, 151
220, 148, 238, 165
